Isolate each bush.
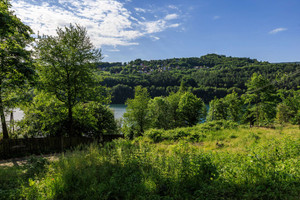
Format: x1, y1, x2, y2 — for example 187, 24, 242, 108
144, 129, 163, 143
145, 120, 239, 143
23, 156, 49, 178
18, 95, 118, 138
73, 102, 118, 137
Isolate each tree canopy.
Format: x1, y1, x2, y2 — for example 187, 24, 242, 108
35, 24, 104, 136
0, 0, 34, 139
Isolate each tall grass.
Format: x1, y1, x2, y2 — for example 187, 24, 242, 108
1, 124, 299, 199
21, 136, 300, 199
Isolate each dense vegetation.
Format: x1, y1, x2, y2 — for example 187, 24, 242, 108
98, 55, 300, 104
121, 73, 299, 139
1, 124, 299, 199
0, 0, 34, 139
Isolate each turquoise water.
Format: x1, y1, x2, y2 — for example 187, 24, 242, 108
11, 104, 207, 122
109, 104, 127, 120
7, 105, 127, 122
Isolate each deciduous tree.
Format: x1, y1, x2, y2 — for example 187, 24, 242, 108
243, 73, 277, 126
206, 97, 227, 121
0, 0, 34, 139
148, 97, 171, 129
35, 24, 103, 136
178, 92, 206, 126
123, 86, 150, 137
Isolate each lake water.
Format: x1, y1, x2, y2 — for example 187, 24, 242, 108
109, 104, 127, 120
7, 104, 207, 122
4, 108, 24, 122
6, 105, 127, 122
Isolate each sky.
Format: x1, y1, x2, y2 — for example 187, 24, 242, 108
11, 0, 300, 63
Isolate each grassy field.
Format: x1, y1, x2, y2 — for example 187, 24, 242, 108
0, 122, 299, 199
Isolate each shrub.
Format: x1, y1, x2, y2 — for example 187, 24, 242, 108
18, 97, 118, 138
144, 129, 163, 143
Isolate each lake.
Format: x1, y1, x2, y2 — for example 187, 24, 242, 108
109, 104, 127, 120
4, 108, 24, 122
8, 104, 208, 122
6, 105, 127, 122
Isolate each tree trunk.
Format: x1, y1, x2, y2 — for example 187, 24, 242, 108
68, 104, 73, 136
0, 93, 9, 139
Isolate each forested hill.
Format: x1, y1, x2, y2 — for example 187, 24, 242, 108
98, 54, 260, 69
97, 54, 300, 104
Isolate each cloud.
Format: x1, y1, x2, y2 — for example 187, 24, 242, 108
142, 20, 167, 34
169, 23, 180, 28
150, 36, 160, 41
134, 8, 146, 13
269, 27, 287, 34
107, 49, 120, 52
168, 5, 178, 10
165, 13, 178, 20
213, 15, 220, 20
11, 0, 181, 47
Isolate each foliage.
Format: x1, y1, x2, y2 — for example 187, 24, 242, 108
276, 103, 291, 124
23, 156, 49, 178
178, 92, 206, 126
0, 155, 49, 200
98, 54, 299, 104
166, 92, 182, 128
73, 102, 118, 138
35, 24, 104, 136
17, 91, 68, 137
110, 84, 134, 104
0, 0, 34, 138
224, 90, 243, 122
207, 91, 243, 122
123, 86, 150, 138
207, 97, 227, 121
0, 165, 24, 200
18, 91, 117, 137
1, 125, 299, 199
243, 73, 278, 126
147, 97, 171, 130
145, 120, 239, 142
123, 88, 207, 137
276, 89, 300, 125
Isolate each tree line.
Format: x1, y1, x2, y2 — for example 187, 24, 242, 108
99, 56, 299, 104
122, 73, 300, 138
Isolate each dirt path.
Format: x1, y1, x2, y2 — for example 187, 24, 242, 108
0, 154, 60, 167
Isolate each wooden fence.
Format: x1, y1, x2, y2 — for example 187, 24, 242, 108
0, 135, 124, 160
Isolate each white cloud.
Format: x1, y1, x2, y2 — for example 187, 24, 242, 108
107, 49, 120, 52
134, 8, 146, 13
169, 23, 180, 28
168, 5, 178, 10
141, 20, 167, 34
165, 14, 178, 20
150, 36, 160, 41
11, 0, 181, 47
269, 27, 287, 34
213, 15, 220, 20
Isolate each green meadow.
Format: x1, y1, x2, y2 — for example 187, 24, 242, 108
1, 123, 299, 200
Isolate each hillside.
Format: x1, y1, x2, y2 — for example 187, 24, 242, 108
97, 54, 300, 103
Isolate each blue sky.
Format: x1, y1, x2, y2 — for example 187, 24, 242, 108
12, 0, 300, 63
